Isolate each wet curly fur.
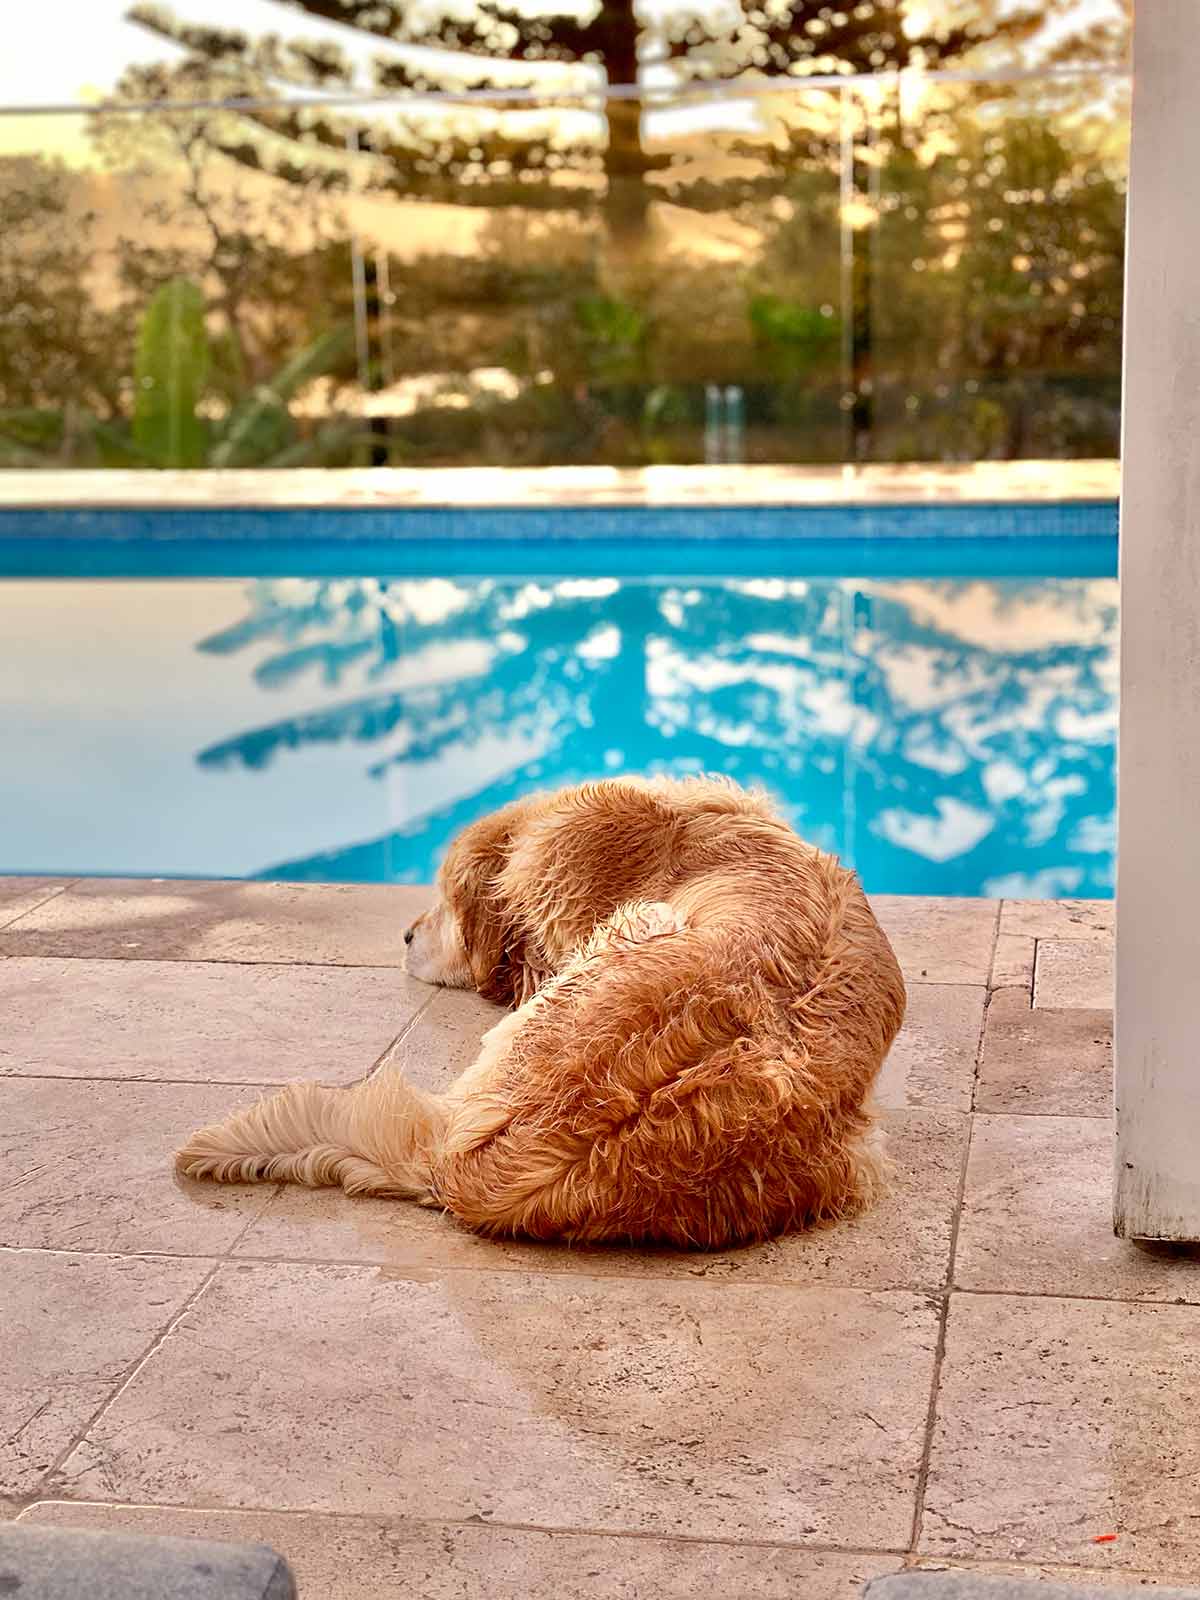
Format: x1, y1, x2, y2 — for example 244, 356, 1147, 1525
176, 776, 906, 1249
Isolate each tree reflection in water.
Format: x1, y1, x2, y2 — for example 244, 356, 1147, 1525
195, 573, 1117, 897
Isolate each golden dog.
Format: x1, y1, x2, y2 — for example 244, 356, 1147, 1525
177, 776, 905, 1248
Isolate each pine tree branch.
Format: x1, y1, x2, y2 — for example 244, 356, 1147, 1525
203, 104, 603, 209
127, 3, 571, 95
129, 6, 357, 87
664, 3, 1045, 80
370, 58, 571, 96
264, 0, 601, 63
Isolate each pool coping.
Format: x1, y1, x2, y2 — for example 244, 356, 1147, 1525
0, 463, 1120, 579
0, 460, 1120, 510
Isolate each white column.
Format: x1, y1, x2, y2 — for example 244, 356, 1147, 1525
1115, 0, 1200, 1239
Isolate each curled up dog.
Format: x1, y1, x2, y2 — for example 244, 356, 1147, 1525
176, 776, 906, 1249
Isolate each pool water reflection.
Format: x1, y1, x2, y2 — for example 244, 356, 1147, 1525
1, 574, 1117, 897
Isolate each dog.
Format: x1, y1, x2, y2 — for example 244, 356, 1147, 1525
176, 776, 906, 1248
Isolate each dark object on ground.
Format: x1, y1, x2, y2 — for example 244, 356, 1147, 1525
0, 1526, 296, 1599
867, 1575, 1200, 1600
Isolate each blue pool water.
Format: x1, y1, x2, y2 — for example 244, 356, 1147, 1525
0, 506, 1118, 897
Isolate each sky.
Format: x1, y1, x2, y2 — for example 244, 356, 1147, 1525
1, 0, 1121, 107
2, 0, 364, 108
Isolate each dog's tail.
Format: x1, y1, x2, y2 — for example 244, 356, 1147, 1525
175, 1071, 448, 1200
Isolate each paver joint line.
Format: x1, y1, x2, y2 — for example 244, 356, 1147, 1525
0, 882, 76, 932
907, 921, 997, 1554
13, 1499, 915, 1558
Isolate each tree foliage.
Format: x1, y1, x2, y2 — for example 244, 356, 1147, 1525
0, 157, 133, 458
0, 267, 356, 469
112, 0, 1119, 238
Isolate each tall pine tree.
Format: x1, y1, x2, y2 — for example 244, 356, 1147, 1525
116, 1, 1109, 247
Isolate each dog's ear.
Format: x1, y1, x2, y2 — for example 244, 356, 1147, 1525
470, 926, 545, 1008
445, 797, 540, 1008
460, 888, 520, 1006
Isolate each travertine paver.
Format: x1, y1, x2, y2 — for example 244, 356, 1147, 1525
381, 985, 505, 1093
55, 1265, 939, 1547
16, 1503, 901, 1600
989, 934, 1035, 992
923, 1293, 1200, 1573
998, 900, 1114, 942
0, 1079, 275, 1253
0, 879, 72, 929
0, 957, 425, 1083
875, 986, 985, 1112
0, 879, 425, 965
1034, 939, 1114, 1010
3, 1251, 208, 1497
976, 988, 1112, 1115
0, 459, 1122, 510
14, 882, 1200, 1594
992, 900, 1113, 1010
871, 898, 997, 986
955, 1115, 1200, 1303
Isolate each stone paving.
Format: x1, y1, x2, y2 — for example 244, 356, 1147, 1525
0, 460, 1120, 511
3, 879, 1198, 1598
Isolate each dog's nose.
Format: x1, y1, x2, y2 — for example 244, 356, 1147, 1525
403, 926, 415, 946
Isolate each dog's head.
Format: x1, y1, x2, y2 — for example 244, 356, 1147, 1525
403, 795, 540, 1005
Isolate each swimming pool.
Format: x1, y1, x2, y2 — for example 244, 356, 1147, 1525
0, 494, 1118, 897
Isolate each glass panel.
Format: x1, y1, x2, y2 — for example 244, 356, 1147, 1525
0, 107, 361, 469
0, 65, 1129, 469
866, 72, 1130, 461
